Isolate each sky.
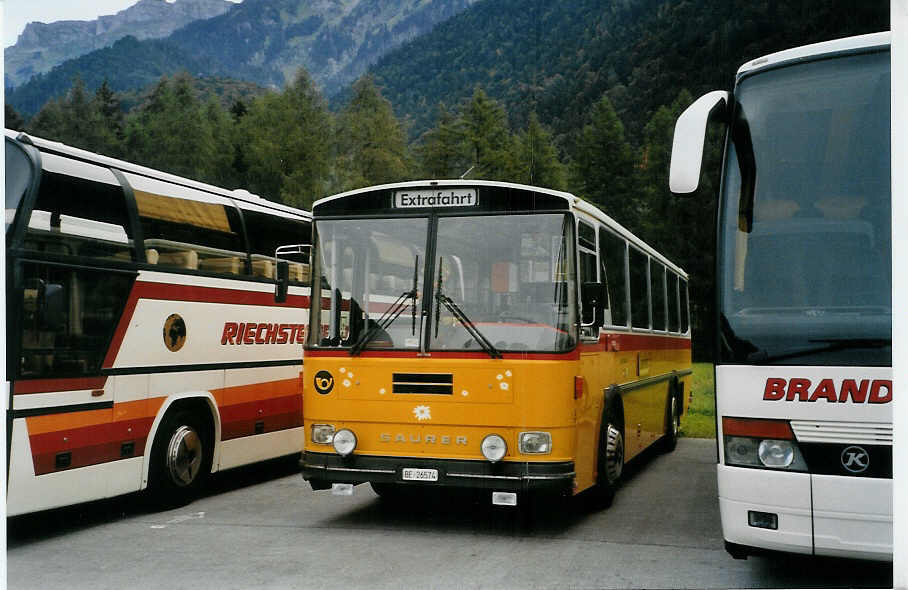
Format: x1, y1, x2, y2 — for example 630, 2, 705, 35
2, 0, 242, 48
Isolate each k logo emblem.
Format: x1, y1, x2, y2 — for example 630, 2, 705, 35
841, 446, 869, 474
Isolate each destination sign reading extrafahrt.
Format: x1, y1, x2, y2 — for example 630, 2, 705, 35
394, 188, 477, 209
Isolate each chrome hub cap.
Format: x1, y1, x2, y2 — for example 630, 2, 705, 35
166, 425, 202, 487
671, 397, 680, 438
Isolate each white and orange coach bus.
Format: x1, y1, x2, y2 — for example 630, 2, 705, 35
670, 33, 891, 560
297, 180, 691, 507
4, 130, 311, 515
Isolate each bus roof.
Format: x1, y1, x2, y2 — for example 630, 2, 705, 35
737, 31, 890, 77
5, 129, 311, 220
313, 179, 687, 279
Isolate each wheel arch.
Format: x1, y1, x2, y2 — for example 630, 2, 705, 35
141, 392, 222, 490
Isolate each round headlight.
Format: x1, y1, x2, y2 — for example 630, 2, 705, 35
481, 434, 507, 462
333, 429, 357, 457
758, 439, 794, 468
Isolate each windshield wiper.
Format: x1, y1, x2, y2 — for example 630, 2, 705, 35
746, 338, 891, 364
434, 257, 501, 359
350, 256, 419, 356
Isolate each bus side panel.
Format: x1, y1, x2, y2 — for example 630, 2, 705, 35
812, 474, 892, 559
7, 417, 143, 516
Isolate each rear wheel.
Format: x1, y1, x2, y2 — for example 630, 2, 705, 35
661, 391, 681, 453
148, 409, 212, 508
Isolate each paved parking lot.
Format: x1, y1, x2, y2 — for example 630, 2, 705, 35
7, 439, 893, 589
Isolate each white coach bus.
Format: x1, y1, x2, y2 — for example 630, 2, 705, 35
670, 33, 891, 560
4, 130, 311, 515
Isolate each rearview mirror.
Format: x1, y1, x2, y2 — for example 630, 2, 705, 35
275, 260, 289, 303
670, 90, 728, 194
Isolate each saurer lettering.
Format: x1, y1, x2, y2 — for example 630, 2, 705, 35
763, 378, 892, 403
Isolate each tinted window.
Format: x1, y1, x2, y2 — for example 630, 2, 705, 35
650, 260, 666, 331
129, 175, 246, 275
19, 262, 133, 378
667, 272, 680, 332
578, 221, 596, 250
24, 160, 133, 261
680, 279, 689, 333
629, 247, 649, 329
6, 138, 33, 235
242, 207, 311, 284
599, 228, 628, 327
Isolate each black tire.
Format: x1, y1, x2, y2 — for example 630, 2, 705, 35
370, 482, 409, 503
661, 386, 681, 453
593, 405, 624, 507
148, 408, 212, 508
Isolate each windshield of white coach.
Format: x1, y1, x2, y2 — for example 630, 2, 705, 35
719, 50, 890, 366
5, 138, 33, 235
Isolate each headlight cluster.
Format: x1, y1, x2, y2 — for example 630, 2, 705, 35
311, 424, 357, 457
722, 417, 808, 472
518, 431, 552, 454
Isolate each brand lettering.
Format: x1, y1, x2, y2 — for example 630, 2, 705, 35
763, 378, 892, 404
221, 322, 306, 345
379, 433, 468, 445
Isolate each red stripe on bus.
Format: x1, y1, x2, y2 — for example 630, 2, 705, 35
304, 349, 580, 361
102, 280, 310, 368
220, 393, 303, 440
580, 332, 692, 353
14, 377, 108, 395
30, 416, 155, 475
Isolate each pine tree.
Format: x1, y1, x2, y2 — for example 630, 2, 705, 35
459, 87, 515, 180
5, 104, 26, 131
415, 103, 470, 179
570, 95, 637, 228
335, 75, 410, 192
239, 68, 333, 208
513, 112, 567, 190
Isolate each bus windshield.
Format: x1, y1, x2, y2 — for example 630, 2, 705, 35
430, 214, 576, 352
310, 212, 577, 352
719, 50, 891, 366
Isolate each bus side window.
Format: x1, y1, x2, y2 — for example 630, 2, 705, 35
650, 259, 667, 331
128, 174, 246, 276
680, 278, 690, 333
629, 247, 650, 329
23, 161, 134, 262
667, 272, 680, 333
242, 206, 311, 284
578, 221, 600, 332
599, 228, 628, 327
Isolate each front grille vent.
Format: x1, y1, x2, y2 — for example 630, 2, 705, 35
392, 373, 453, 395
790, 420, 892, 445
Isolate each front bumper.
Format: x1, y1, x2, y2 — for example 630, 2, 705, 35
302, 451, 575, 493
718, 464, 892, 561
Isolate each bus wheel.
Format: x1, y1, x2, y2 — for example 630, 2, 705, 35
370, 482, 407, 501
148, 409, 212, 507
661, 391, 681, 453
595, 415, 624, 506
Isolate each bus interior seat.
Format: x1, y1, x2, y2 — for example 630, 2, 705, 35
252, 259, 274, 278
156, 250, 199, 270
199, 256, 243, 274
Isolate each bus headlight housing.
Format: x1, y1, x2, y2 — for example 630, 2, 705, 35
333, 429, 357, 457
481, 434, 507, 462
519, 431, 552, 454
722, 418, 808, 472
311, 424, 335, 445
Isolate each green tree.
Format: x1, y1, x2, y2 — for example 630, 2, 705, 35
570, 95, 637, 228
95, 78, 125, 150
27, 76, 119, 156
5, 104, 26, 131
459, 87, 515, 180
334, 75, 410, 192
513, 112, 567, 190
238, 68, 333, 208
415, 103, 470, 179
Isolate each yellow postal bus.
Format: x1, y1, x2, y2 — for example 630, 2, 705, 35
298, 180, 691, 506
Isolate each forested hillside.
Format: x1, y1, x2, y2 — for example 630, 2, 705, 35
5, 0, 889, 359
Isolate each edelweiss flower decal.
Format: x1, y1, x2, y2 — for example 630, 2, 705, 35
413, 405, 431, 421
